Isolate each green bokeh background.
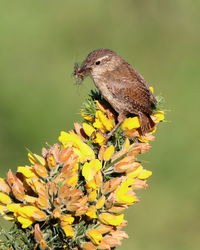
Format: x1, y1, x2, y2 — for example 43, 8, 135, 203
0, 1, 199, 249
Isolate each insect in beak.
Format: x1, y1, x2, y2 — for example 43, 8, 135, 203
73, 63, 92, 81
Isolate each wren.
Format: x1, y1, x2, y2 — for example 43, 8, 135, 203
74, 48, 157, 136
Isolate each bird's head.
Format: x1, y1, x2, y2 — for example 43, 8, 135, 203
74, 48, 121, 81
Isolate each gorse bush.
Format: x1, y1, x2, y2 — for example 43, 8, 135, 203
0, 89, 164, 250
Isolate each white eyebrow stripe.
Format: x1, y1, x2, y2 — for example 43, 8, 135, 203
97, 55, 110, 61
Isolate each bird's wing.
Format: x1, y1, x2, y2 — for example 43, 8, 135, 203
113, 82, 153, 114
109, 63, 157, 114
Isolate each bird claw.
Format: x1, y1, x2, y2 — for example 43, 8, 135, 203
96, 122, 122, 143
96, 130, 110, 140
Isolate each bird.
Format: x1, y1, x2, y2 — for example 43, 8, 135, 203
74, 48, 157, 136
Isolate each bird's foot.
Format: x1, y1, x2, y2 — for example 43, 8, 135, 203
96, 129, 110, 140
95, 113, 126, 144
96, 123, 123, 144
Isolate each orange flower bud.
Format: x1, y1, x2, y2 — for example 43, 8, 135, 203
114, 155, 136, 173
46, 153, 56, 168
59, 147, 73, 163
129, 142, 152, 155
7, 170, 25, 201
34, 224, 51, 250
81, 242, 97, 250
33, 164, 48, 177
102, 177, 123, 195
99, 235, 121, 248
0, 178, 11, 194
96, 224, 112, 234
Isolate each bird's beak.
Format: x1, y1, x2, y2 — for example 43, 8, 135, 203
78, 64, 92, 74
74, 63, 92, 81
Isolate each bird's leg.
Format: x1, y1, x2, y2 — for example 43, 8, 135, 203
98, 112, 126, 142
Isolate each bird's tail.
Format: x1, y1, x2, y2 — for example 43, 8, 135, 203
138, 112, 155, 135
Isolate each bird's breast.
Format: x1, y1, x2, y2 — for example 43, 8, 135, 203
93, 77, 114, 100
92, 77, 126, 113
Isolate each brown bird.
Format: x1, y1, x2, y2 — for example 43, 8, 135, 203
74, 48, 157, 136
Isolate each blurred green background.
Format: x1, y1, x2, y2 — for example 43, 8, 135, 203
0, 0, 199, 249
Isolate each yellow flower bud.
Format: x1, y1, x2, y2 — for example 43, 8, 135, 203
103, 145, 115, 161
86, 229, 102, 245
83, 123, 95, 137
96, 196, 105, 209
0, 192, 12, 204
86, 206, 97, 219
88, 190, 97, 202
17, 166, 37, 178
98, 213, 124, 226
121, 117, 140, 130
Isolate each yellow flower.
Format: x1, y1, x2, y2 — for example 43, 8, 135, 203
153, 111, 165, 122
86, 180, 98, 190
17, 216, 35, 228
82, 159, 102, 182
17, 206, 47, 221
81, 110, 95, 122
103, 145, 115, 161
46, 154, 56, 168
98, 213, 124, 226
7, 203, 22, 213
93, 119, 104, 132
96, 196, 105, 209
58, 131, 95, 162
85, 170, 103, 191
138, 170, 152, 179
93, 110, 114, 132
17, 166, 37, 178
127, 165, 152, 179
28, 153, 45, 166
93, 132, 106, 145
123, 138, 130, 149
60, 214, 74, 225
121, 117, 140, 130
62, 224, 75, 238
88, 190, 97, 202
86, 229, 102, 245
7, 204, 47, 228
7, 204, 33, 228
65, 175, 78, 187
83, 123, 95, 137
86, 205, 97, 219
0, 192, 12, 204
115, 178, 136, 205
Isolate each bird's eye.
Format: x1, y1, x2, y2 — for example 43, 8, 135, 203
95, 60, 101, 65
